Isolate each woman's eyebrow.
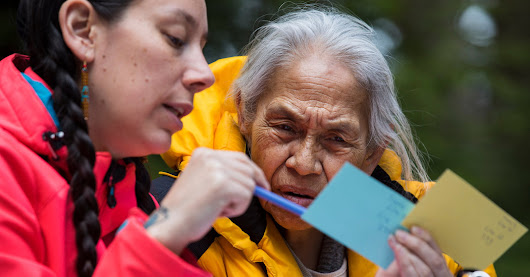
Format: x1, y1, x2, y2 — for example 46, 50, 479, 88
171, 8, 197, 26
326, 120, 359, 133
266, 103, 304, 122
164, 8, 208, 42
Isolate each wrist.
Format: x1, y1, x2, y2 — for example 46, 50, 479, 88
144, 206, 189, 255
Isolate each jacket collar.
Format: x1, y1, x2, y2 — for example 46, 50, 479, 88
0, 54, 66, 162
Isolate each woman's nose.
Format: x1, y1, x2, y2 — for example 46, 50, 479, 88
182, 49, 215, 94
285, 138, 323, 176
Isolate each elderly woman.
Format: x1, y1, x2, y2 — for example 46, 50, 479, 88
153, 7, 497, 277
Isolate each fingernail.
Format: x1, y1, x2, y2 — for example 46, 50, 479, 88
411, 226, 422, 235
389, 236, 406, 253
395, 229, 407, 241
388, 234, 396, 245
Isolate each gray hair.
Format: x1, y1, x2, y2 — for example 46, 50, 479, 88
233, 7, 429, 183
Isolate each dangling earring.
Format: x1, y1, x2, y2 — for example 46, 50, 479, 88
81, 61, 89, 120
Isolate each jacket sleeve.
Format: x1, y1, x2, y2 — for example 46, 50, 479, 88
94, 208, 211, 277
0, 133, 210, 277
0, 137, 56, 276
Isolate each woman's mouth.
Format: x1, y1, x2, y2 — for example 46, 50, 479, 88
162, 104, 186, 132
279, 188, 316, 207
163, 104, 185, 119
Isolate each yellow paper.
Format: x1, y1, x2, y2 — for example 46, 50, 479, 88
402, 169, 527, 269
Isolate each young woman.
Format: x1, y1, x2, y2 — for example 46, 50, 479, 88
0, 0, 268, 276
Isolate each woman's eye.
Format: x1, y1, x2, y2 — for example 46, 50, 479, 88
331, 136, 345, 143
167, 35, 185, 49
277, 124, 294, 132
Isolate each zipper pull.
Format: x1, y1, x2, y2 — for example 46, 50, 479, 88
42, 131, 64, 161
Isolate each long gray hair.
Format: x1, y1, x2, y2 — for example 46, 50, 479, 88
233, 6, 429, 183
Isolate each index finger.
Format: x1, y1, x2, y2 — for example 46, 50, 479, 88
249, 160, 270, 190
410, 226, 443, 254
218, 150, 270, 190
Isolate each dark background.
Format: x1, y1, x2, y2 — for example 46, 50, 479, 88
2, 0, 528, 275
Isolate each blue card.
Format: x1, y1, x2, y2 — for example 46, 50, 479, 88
301, 163, 415, 269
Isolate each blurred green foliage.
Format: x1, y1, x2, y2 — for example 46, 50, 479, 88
2, 0, 528, 275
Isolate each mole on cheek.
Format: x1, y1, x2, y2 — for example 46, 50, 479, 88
145, 78, 150, 83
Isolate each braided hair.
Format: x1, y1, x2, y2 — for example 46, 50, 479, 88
17, 0, 154, 276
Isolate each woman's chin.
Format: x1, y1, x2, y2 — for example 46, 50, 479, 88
121, 135, 172, 158
146, 131, 174, 154
266, 204, 312, 231
149, 141, 172, 156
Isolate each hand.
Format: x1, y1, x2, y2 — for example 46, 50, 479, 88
146, 148, 270, 254
376, 226, 453, 277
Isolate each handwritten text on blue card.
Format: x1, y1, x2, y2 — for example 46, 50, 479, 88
301, 163, 415, 269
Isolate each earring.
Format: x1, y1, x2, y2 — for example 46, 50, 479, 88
81, 61, 89, 120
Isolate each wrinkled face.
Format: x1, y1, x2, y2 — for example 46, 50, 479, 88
89, 0, 214, 158
243, 54, 379, 230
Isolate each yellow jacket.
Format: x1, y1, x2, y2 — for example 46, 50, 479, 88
161, 56, 497, 277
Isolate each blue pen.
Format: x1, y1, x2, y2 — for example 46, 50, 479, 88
254, 186, 307, 216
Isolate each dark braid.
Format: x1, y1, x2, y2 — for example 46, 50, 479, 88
104, 158, 155, 214
18, 2, 100, 276
127, 158, 157, 214
16, 1, 136, 276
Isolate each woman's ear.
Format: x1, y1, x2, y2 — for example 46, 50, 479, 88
58, 0, 98, 62
235, 90, 249, 136
361, 145, 386, 175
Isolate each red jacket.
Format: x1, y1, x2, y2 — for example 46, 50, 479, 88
0, 54, 210, 276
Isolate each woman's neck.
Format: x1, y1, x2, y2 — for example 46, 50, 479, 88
285, 228, 324, 270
